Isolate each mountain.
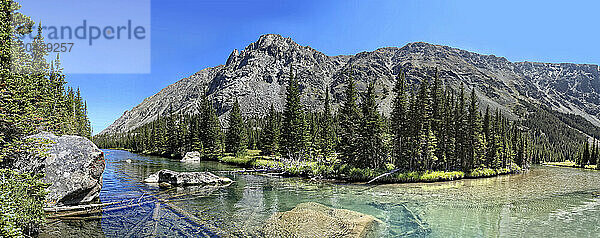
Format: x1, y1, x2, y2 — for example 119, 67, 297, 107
98, 34, 600, 136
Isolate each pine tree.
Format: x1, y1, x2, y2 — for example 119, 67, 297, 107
307, 113, 320, 155
261, 104, 280, 155
594, 139, 600, 170
431, 70, 444, 162
415, 77, 437, 170
320, 89, 336, 158
200, 93, 223, 158
407, 91, 420, 170
280, 64, 307, 158
165, 112, 179, 156
338, 67, 361, 165
493, 110, 505, 168
582, 141, 591, 168
155, 115, 168, 154
189, 114, 202, 152
482, 106, 491, 167
391, 70, 410, 170
593, 140, 599, 167
226, 98, 247, 156
442, 88, 456, 171
466, 89, 484, 171
591, 139, 597, 165
358, 82, 387, 169
454, 84, 468, 171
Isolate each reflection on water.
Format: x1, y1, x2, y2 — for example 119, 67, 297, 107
44, 150, 600, 237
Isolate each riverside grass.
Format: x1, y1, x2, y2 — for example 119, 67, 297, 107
542, 161, 597, 170
218, 150, 520, 183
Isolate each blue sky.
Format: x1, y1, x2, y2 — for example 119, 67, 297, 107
18, 0, 600, 134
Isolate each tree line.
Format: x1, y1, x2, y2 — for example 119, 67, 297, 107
578, 140, 600, 169
95, 66, 532, 173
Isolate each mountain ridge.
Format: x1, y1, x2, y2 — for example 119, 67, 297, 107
98, 34, 600, 136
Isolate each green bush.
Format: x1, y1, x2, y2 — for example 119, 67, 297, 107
0, 169, 49, 238
468, 168, 497, 178
219, 156, 255, 166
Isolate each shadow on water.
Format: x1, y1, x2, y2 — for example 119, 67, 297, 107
42, 150, 600, 237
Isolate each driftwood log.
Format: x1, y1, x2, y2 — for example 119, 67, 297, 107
366, 168, 402, 184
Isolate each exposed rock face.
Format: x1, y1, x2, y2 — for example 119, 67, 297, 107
20, 132, 105, 206
180, 151, 202, 162
261, 202, 382, 238
143, 169, 233, 186
99, 34, 600, 136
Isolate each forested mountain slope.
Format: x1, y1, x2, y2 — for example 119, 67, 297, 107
99, 34, 600, 140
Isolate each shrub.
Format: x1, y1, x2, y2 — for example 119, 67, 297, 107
219, 156, 255, 166
468, 168, 496, 178
0, 169, 49, 238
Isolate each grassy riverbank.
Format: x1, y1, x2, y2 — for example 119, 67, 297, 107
542, 161, 598, 170
217, 150, 521, 183
101, 149, 522, 183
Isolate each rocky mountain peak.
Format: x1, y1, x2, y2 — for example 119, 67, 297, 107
224, 34, 328, 70
241, 34, 314, 56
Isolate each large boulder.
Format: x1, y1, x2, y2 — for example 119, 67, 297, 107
144, 169, 233, 186
180, 151, 202, 162
261, 202, 382, 238
18, 132, 105, 206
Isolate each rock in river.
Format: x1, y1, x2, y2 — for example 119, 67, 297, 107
16, 132, 105, 206
144, 169, 233, 186
261, 202, 382, 238
180, 151, 202, 162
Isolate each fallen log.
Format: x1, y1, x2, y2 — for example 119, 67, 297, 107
47, 214, 123, 221
401, 203, 429, 231
366, 168, 402, 184
47, 200, 157, 219
159, 198, 209, 229
44, 201, 123, 213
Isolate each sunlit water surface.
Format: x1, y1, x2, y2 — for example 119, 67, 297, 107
43, 150, 600, 237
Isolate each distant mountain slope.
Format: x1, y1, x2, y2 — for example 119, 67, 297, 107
99, 34, 600, 136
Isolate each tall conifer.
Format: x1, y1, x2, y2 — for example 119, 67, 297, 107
320, 89, 336, 158
358, 82, 387, 169
261, 104, 280, 155
391, 70, 409, 170
226, 98, 247, 156
339, 67, 361, 165
280, 64, 307, 158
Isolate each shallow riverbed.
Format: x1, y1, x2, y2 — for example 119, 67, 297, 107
42, 149, 600, 237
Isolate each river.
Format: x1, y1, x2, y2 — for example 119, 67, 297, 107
42, 149, 600, 237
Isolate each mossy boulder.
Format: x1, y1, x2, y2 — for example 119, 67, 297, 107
261, 202, 382, 238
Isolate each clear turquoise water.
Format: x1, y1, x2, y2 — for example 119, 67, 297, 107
84, 150, 600, 237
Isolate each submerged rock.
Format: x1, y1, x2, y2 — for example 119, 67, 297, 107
261, 202, 382, 238
17, 132, 105, 206
181, 151, 202, 162
144, 169, 233, 186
